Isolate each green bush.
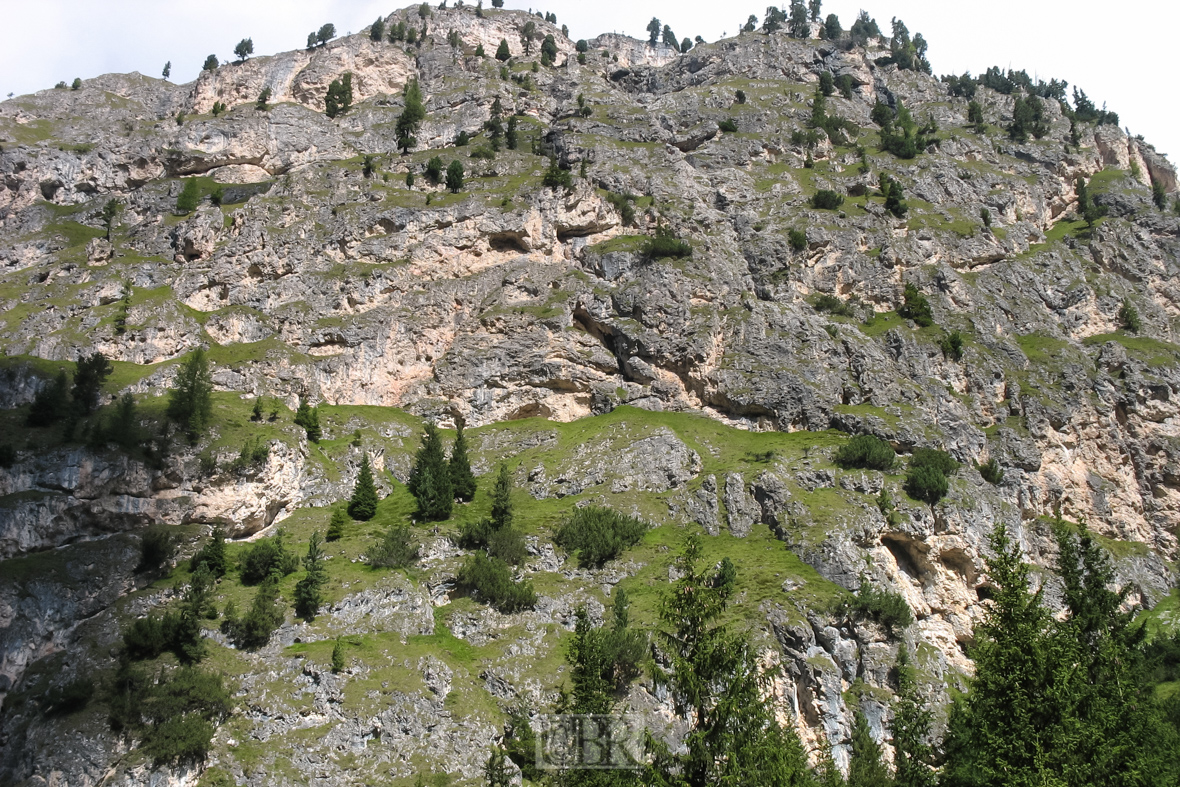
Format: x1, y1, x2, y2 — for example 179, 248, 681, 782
108, 664, 230, 765
470, 144, 497, 160
1119, 298, 1141, 333
978, 457, 1004, 485
834, 434, 895, 471
458, 553, 537, 612
425, 155, 444, 184
813, 293, 857, 317
898, 283, 934, 327
844, 576, 913, 635
939, 330, 964, 360
643, 227, 692, 259
554, 506, 647, 568
175, 179, 201, 214
488, 526, 528, 566
735, 89, 747, 104
810, 189, 845, 209
718, 118, 738, 133
606, 192, 637, 226
542, 159, 573, 190
903, 448, 959, 505
138, 527, 177, 573
368, 523, 420, 568
238, 531, 298, 584
788, 229, 808, 252
222, 577, 284, 648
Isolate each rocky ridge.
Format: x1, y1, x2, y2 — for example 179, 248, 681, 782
1, 5, 1179, 785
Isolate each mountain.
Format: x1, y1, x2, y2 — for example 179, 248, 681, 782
1, 5, 1179, 785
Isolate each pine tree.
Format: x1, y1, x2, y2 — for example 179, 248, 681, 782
326, 507, 347, 541
191, 526, 229, 578
331, 638, 346, 672
251, 397, 263, 421
449, 418, 477, 501
162, 61, 171, 80
847, 708, 890, 787
485, 748, 512, 787
408, 424, 453, 520
371, 17, 386, 42
234, 38, 254, 62
293, 531, 326, 620
646, 17, 661, 45
445, 159, 464, 193
396, 79, 426, 152
348, 453, 379, 521
891, 645, 935, 787
167, 348, 213, 442
294, 399, 321, 442
495, 39, 510, 61
176, 178, 201, 214
72, 351, 112, 415
490, 463, 513, 530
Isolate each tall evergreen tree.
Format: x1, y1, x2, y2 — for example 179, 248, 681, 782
788, 0, 810, 38
167, 348, 213, 442
891, 646, 935, 787
489, 463, 513, 530
645, 535, 814, 786
326, 507, 347, 541
847, 708, 890, 787
408, 423, 453, 520
449, 418, 477, 501
72, 351, 112, 415
293, 531, 326, 619
294, 399, 321, 442
347, 452, 379, 521
191, 525, 229, 578
495, 38, 510, 61
396, 79, 426, 152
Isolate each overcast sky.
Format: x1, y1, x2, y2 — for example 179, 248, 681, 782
2, 1, 1176, 164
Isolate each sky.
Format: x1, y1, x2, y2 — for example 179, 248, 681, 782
1, 1, 1176, 164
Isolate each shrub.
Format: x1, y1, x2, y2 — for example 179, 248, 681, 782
190, 526, 229, 578
1119, 298, 1141, 333
898, 283, 934, 327
554, 506, 647, 568
368, 523, 420, 568
425, 156, 444, 184
202, 55, 218, 71
124, 616, 168, 660
606, 192, 637, 226
788, 229, 808, 252
813, 293, 857, 317
834, 434, 896, 471
175, 179, 201, 214
903, 448, 959, 505
222, 577, 284, 648
458, 553, 536, 612
496, 39, 510, 61
978, 458, 1004, 485
488, 526, 528, 565
238, 531, 298, 584
718, 118, 738, 133
810, 189, 844, 209
109, 665, 230, 766
818, 71, 835, 96
844, 576, 913, 635
735, 89, 746, 104
542, 158, 573, 190
470, 144, 496, 160
643, 227, 692, 259
939, 330, 964, 361
46, 678, 94, 715
138, 527, 177, 573
27, 370, 70, 427
980, 206, 991, 227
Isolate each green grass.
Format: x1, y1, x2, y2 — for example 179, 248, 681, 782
1082, 333, 1180, 367
1015, 333, 1069, 365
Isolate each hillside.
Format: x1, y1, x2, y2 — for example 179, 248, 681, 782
1, 4, 1179, 786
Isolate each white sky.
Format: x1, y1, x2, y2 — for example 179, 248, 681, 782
1, 1, 1176, 165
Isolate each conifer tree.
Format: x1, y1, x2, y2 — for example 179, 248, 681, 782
331, 639, 346, 672
326, 507, 347, 541
495, 38, 510, 61
449, 418, 477, 501
847, 708, 890, 787
72, 351, 112, 415
891, 645, 935, 787
191, 525, 229, 578
294, 399, 321, 442
167, 348, 213, 442
27, 369, 70, 427
371, 17, 386, 42
396, 79, 426, 152
293, 531, 326, 619
489, 463, 513, 530
348, 453, 379, 521
408, 423, 453, 520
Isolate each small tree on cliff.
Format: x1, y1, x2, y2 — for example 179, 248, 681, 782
348, 452, 379, 521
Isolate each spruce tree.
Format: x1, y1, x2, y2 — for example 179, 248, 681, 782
72, 351, 112, 415
293, 531, 326, 620
326, 507, 347, 541
294, 399, 321, 442
847, 708, 890, 787
395, 79, 426, 153
891, 645, 935, 787
495, 39, 510, 61
167, 348, 213, 442
331, 639, 346, 672
490, 463, 513, 530
348, 453, 379, 521
190, 526, 229, 578
449, 418, 477, 501
408, 423, 453, 521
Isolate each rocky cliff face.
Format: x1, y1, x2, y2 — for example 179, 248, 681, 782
1, 5, 1178, 785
